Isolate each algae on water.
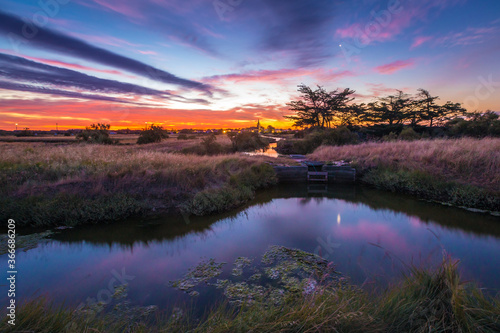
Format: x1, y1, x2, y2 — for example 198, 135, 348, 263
169, 246, 339, 306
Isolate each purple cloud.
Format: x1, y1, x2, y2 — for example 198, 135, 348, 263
0, 10, 213, 94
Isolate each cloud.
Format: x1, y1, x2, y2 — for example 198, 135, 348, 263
335, 0, 465, 46
411, 36, 433, 49
0, 99, 293, 129
203, 68, 355, 85
0, 53, 209, 104
434, 26, 499, 47
0, 10, 212, 93
74, 0, 221, 57
375, 59, 415, 74
0, 81, 141, 104
250, 0, 339, 67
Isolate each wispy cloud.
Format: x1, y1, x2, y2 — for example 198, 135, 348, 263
0, 10, 213, 93
411, 36, 433, 49
434, 26, 499, 47
203, 68, 354, 85
0, 53, 209, 104
375, 59, 415, 74
336, 0, 465, 46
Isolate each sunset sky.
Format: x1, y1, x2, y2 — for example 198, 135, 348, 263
0, 0, 499, 130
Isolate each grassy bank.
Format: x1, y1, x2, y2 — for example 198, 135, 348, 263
2, 252, 499, 332
0, 142, 280, 227
310, 138, 500, 212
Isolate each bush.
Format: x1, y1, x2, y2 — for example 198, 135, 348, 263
15, 128, 35, 137
381, 132, 398, 142
137, 125, 168, 144
181, 134, 230, 155
227, 132, 269, 152
447, 111, 500, 138
399, 127, 421, 141
76, 123, 116, 144
276, 127, 358, 154
177, 134, 189, 140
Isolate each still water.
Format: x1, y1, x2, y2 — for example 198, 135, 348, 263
2, 184, 500, 313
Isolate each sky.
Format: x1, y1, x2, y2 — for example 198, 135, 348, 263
0, 0, 499, 130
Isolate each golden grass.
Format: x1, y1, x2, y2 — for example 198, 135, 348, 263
310, 138, 500, 192
0, 141, 286, 226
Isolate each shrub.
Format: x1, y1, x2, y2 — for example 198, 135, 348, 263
137, 125, 169, 144
398, 127, 420, 141
177, 134, 189, 140
15, 128, 35, 137
76, 123, 116, 144
447, 111, 500, 138
381, 132, 398, 142
227, 132, 269, 152
276, 127, 358, 154
181, 134, 230, 155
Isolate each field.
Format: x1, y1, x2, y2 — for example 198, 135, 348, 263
0, 138, 289, 227
310, 137, 500, 211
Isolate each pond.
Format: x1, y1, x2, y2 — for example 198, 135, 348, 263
2, 184, 500, 315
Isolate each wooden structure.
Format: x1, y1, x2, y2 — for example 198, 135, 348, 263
273, 163, 356, 184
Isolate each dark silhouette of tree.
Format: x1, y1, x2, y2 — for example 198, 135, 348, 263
285, 84, 357, 128
76, 123, 115, 144
415, 89, 441, 127
137, 124, 169, 144
365, 90, 411, 125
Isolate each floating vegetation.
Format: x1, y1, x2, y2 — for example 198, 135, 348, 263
249, 273, 262, 281
231, 256, 253, 276
169, 258, 225, 292
169, 246, 339, 307
0, 230, 53, 255
74, 284, 158, 328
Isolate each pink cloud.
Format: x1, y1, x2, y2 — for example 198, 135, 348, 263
137, 50, 157, 55
411, 36, 433, 49
20, 55, 129, 77
335, 0, 464, 45
375, 59, 415, 74
203, 68, 354, 84
434, 26, 499, 47
92, 0, 144, 19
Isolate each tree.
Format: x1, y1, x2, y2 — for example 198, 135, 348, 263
285, 84, 357, 128
76, 123, 115, 144
415, 89, 441, 127
365, 90, 411, 125
137, 124, 169, 144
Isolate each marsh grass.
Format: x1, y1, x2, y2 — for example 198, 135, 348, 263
310, 138, 500, 211
2, 256, 499, 333
0, 143, 281, 226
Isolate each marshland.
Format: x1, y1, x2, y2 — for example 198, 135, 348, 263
2, 0, 500, 331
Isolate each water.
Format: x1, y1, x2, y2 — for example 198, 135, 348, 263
2, 184, 499, 314
243, 142, 280, 158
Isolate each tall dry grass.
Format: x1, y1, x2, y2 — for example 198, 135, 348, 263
0, 142, 281, 226
311, 138, 500, 192
310, 138, 500, 211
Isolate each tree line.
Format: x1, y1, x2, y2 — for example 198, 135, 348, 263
285, 84, 468, 129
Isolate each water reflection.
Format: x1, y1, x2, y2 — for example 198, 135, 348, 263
2, 184, 499, 313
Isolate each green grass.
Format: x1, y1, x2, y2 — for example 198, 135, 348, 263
2, 256, 499, 332
309, 138, 500, 212
0, 143, 281, 227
